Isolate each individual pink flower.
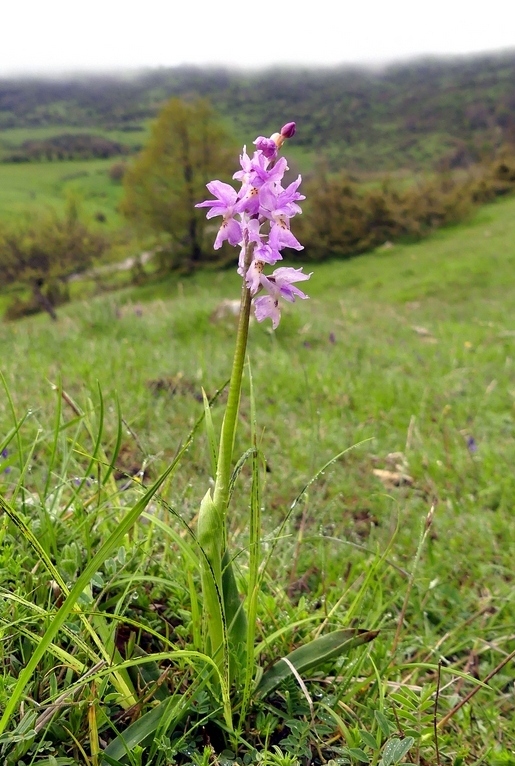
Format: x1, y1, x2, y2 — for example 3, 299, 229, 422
260, 176, 305, 220
253, 267, 311, 328
213, 217, 242, 249
261, 267, 311, 302
195, 180, 238, 219
195, 180, 242, 248
254, 295, 281, 329
253, 136, 278, 160
268, 220, 303, 253
245, 259, 264, 294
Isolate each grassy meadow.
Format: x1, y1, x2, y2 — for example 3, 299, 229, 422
0, 126, 148, 158
0, 194, 515, 763
0, 158, 126, 228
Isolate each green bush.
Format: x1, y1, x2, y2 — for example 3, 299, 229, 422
298, 150, 515, 261
0, 199, 107, 320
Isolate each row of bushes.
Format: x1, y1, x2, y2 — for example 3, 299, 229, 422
3, 133, 133, 163
296, 151, 515, 261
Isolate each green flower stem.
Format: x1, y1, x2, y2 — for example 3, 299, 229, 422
198, 263, 252, 680
213, 277, 252, 520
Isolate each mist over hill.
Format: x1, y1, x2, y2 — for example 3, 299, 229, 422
1, 51, 515, 171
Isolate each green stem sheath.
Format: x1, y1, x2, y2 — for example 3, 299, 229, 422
197, 252, 253, 685
212, 277, 252, 524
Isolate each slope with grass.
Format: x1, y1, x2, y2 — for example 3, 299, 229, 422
0, 157, 126, 228
1, 197, 515, 762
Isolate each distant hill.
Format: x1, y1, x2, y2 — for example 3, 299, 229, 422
1, 52, 515, 171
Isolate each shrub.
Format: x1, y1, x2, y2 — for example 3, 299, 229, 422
0, 199, 107, 320
298, 149, 515, 261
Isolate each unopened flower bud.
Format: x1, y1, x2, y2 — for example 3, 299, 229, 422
271, 122, 297, 151
280, 122, 296, 138
254, 136, 278, 159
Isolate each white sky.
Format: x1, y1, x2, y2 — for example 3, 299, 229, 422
2, 0, 515, 76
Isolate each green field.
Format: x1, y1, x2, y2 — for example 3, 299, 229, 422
1, 196, 515, 762
0, 158, 127, 227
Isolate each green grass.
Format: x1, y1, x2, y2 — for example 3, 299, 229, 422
0, 124, 149, 227
0, 158, 127, 228
1, 197, 515, 763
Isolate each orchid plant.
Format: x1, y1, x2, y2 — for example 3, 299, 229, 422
194, 124, 375, 733
195, 123, 310, 698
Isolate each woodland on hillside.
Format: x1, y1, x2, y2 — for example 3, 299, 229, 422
1, 52, 515, 170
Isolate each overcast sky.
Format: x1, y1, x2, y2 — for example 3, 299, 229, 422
2, 0, 515, 76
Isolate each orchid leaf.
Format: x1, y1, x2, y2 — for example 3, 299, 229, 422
101, 699, 172, 763
202, 387, 218, 479
256, 628, 378, 698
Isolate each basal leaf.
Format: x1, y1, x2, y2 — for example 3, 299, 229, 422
256, 628, 378, 697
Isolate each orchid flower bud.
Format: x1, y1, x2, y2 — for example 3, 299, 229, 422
253, 136, 278, 159
280, 122, 296, 138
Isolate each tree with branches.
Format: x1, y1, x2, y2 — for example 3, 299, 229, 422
120, 98, 236, 270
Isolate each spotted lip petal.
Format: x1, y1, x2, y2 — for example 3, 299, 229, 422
214, 217, 242, 249
254, 295, 281, 329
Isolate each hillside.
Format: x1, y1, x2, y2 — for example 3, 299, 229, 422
1, 51, 515, 171
1, 195, 515, 761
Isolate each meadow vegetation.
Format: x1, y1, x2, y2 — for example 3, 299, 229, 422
0, 158, 126, 227
1, 58, 515, 764
1, 106, 514, 323
1, 195, 515, 763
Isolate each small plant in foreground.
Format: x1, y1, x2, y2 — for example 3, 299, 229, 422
194, 121, 312, 681
193, 122, 377, 736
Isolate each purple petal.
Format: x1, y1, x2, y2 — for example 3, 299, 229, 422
253, 136, 278, 160
264, 266, 312, 302
278, 283, 309, 302
254, 242, 282, 265
214, 218, 242, 249
207, 180, 238, 203
196, 181, 238, 217
269, 223, 304, 251
254, 295, 281, 329
273, 266, 312, 283
245, 260, 263, 294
